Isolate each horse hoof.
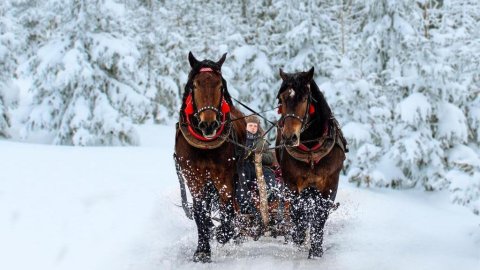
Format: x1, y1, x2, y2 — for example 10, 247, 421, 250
251, 225, 263, 241
233, 233, 246, 245
292, 231, 306, 246
216, 224, 234, 244
308, 247, 324, 259
193, 251, 211, 263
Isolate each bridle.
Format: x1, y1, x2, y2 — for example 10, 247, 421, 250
189, 67, 229, 118
183, 67, 231, 141
277, 84, 316, 133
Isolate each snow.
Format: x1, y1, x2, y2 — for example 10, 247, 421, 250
103, 0, 126, 16
448, 144, 480, 168
396, 92, 431, 126
232, 46, 256, 68
1, 0, 480, 266
437, 101, 469, 144
342, 122, 371, 148
2, 0, 477, 206
1, 125, 479, 270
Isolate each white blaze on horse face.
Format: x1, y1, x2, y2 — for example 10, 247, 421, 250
288, 88, 295, 98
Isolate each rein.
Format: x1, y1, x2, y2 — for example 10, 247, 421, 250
180, 73, 338, 155
219, 94, 322, 153
230, 96, 277, 126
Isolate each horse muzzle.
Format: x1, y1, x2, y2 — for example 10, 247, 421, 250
282, 132, 300, 147
198, 120, 220, 138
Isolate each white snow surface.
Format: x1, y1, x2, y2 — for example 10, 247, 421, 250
0, 125, 479, 270
396, 92, 431, 126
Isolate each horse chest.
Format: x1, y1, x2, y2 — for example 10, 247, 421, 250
300, 172, 329, 193
282, 163, 330, 194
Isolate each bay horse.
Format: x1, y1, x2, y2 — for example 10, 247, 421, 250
174, 52, 245, 262
275, 67, 347, 258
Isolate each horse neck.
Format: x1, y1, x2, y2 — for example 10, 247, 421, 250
300, 114, 322, 138
300, 108, 329, 147
230, 106, 246, 142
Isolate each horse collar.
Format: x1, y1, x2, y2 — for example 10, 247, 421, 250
285, 119, 337, 169
297, 120, 329, 152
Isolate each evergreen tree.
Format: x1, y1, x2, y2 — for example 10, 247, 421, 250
0, 0, 19, 138
24, 0, 152, 145
2, 0, 479, 213
435, 0, 480, 213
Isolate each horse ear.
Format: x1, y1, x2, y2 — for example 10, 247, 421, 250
217, 53, 227, 67
279, 68, 288, 80
188, 51, 199, 68
305, 67, 314, 81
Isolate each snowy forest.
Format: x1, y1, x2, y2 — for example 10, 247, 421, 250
0, 0, 479, 216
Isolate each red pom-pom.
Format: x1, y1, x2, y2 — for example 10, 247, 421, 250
277, 105, 282, 114
309, 104, 315, 115
184, 94, 194, 115
221, 99, 230, 114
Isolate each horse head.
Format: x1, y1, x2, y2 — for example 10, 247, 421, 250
186, 52, 229, 139
276, 67, 316, 146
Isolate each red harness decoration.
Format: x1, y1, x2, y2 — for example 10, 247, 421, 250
183, 95, 230, 141
184, 94, 194, 115
182, 66, 230, 141
296, 120, 329, 153
199, 67, 214, 73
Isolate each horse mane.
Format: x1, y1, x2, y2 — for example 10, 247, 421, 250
309, 80, 332, 123
180, 60, 233, 117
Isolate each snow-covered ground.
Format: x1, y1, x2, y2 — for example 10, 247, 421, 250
1, 125, 479, 270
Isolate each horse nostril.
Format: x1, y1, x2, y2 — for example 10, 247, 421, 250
282, 134, 292, 145
211, 120, 220, 130
292, 134, 299, 144
282, 133, 299, 147
198, 121, 207, 130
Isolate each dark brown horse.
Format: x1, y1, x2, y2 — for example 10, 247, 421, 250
275, 67, 347, 258
174, 52, 245, 262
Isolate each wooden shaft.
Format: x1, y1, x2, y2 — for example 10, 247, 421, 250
255, 152, 269, 228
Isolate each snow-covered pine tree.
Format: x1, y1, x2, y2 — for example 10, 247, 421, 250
318, 0, 393, 187
249, 0, 343, 139
328, 60, 393, 187
24, 0, 152, 145
131, 0, 181, 124
270, 0, 341, 75
133, 0, 250, 123
345, 0, 480, 212
434, 0, 480, 214
343, 0, 445, 189
0, 0, 19, 138
13, 0, 53, 59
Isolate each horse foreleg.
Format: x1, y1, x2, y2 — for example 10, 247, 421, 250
309, 194, 328, 259
290, 194, 308, 246
193, 197, 212, 263
214, 179, 235, 244
216, 196, 235, 244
